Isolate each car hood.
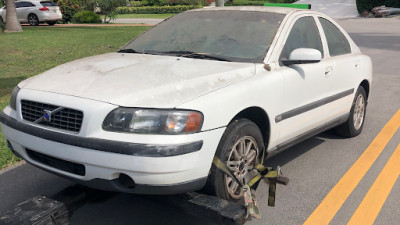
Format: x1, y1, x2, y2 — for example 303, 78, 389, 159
19, 53, 255, 108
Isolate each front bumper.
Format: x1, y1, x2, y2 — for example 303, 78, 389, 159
0, 90, 225, 194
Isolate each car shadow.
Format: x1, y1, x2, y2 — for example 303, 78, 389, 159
71, 192, 215, 225
266, 130, 344, 168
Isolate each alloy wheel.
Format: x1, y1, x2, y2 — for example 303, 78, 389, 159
225, 136, 259, 199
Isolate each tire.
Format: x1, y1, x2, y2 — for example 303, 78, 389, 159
205, 119, 264, 202
0, 16, 3, 24
28, 14, 39, 26
335, 86, 367, 137
47, 21, 56, 26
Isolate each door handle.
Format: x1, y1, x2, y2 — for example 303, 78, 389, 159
325, 66, 333, 77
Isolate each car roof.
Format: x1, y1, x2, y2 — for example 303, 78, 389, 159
191, 6, 302, 15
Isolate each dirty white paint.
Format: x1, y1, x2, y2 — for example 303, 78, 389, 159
20, 53, 255, 108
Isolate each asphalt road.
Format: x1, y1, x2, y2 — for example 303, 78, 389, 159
1, 17, 399, 225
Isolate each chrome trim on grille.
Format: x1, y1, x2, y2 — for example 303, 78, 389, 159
21, 100, 84, 133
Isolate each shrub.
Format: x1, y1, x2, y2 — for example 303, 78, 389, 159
116, 5, 201, 14
58, 0, 82, 23
129, 1, 147, 7
0, 21, 5, 33
72, 11, 102, 23
225, 0, 266, 6
356, 0, 400, 13
97, 0, 126, 22
164, 0, 209, 6
146, 0, 164, 6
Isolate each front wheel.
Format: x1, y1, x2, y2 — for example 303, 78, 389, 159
205, 119, 264, 202
0, 16, 4, 24
336, 86, 367, 137
47, 21, 56, 26
28, 14, 39, 26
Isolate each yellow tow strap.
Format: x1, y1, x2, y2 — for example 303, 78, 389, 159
212, 156, 289, 210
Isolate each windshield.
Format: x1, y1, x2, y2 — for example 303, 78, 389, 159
121, 10, 285, 63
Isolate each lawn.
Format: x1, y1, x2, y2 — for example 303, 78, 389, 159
0, 26, 150, 169
117, 13, 175, 19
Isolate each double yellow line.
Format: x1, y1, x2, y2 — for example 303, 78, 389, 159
304, 109, 400, 225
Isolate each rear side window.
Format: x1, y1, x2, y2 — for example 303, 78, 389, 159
16, 1, 35, 8
40, 1, 57, 6
280, 16, 324, 60
319, 18, 351, 56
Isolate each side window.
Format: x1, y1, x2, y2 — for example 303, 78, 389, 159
16, 2, 31, 8
280, 16, 324, 60
319, 17, 351, 56
15, 2, 23, 8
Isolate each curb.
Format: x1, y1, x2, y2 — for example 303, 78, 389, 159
0, 160, 26, 175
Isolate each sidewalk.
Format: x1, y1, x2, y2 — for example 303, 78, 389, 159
110, 18, 164, 25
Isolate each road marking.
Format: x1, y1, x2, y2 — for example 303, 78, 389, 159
303, 109, 400, 225
347, 143, 400, 225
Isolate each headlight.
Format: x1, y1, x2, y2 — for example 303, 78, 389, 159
102, 108, 203, 135
10, 86, 20, 111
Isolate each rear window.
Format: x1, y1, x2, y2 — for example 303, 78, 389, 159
40, 1, 57, 6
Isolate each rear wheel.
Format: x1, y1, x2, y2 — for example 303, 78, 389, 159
335, 86, 367, 137
47, 21, 56, 26
28, 14, 39, 26
205, 119, 264, 202
0, 16, 3, 23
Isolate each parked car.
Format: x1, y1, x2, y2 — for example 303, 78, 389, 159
0, 6, 372, 202
0, 0, 62, 26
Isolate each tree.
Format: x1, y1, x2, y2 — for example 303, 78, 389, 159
97, 0, 125, 23
5, 0, 22, 33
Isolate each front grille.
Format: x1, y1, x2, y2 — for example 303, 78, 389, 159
21, 100, 83, 133
26, 149, 86, 176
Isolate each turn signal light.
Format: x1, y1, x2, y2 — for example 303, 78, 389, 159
184, 112, 202, 132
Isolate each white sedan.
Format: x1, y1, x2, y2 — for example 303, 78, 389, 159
0, 0, 62, 26
0, 6, 372, 202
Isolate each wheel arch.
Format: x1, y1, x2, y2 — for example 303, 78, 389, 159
229, 107, 270, 149
360, 79, 370, 100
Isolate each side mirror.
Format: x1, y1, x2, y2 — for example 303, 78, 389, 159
282, 48, 322, 66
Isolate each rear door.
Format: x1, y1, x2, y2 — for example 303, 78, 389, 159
316, 17, 359, 122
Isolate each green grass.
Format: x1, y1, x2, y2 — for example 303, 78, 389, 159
117, 13, 175, 19
0, 26, 150, 169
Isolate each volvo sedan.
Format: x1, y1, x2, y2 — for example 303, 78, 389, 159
0, 6, 372, 202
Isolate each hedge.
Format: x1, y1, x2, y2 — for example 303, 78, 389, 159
226, 0, 266, 6
116, 5, 201, 14
356, 0, 400, 13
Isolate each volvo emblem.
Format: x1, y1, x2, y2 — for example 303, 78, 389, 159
43, 110, 52, 122
33, 106, 64, 124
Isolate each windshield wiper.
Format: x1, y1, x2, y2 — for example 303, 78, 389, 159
160, 51, 230, 62
118, 49, 141, 53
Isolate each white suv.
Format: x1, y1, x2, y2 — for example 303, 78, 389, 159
0, 7, 372, 202
0, 1, 62, 26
